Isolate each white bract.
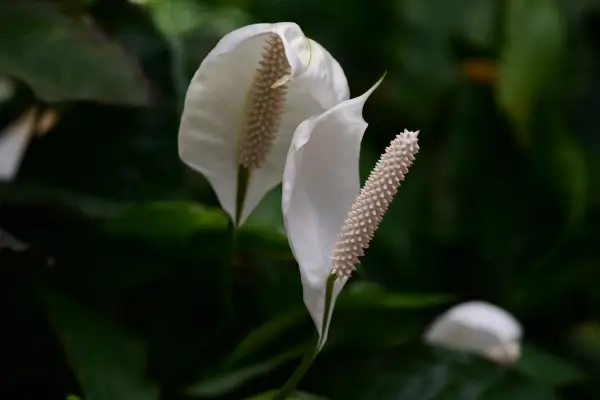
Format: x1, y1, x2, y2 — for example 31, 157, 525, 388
282, 77, 419, 349
0, 107, 37, 181
178, 22, 349, 225
424, 301, 523, 365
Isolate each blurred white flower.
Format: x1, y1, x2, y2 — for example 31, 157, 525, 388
283, 79, 419, 349
0, 106, 61, 182
178, 22, 349, 226
424, 301, 523, 365
0, 107, 37, 181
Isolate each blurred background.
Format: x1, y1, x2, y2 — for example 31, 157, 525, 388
1, 0, 600, 399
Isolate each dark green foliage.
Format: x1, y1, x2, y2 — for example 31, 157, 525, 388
1, 0, 599, 399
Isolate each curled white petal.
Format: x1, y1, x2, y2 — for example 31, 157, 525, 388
178, 22, 349, 224
0, 107, 37, 181
424, 301, 523, 364
282, 79, 382, 348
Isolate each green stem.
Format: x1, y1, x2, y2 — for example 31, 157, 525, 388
272, 275, 337, 399
168, 36, 186, 114
235, 166, 250, 226
272, 334, 319, 400
223, 219, 237, 322
222, 166, 250, 321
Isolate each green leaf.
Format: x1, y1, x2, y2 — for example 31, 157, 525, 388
143, 0, 206, 38
0, 1, 149, 105
101, 200, 291, 258
482, 378, 557, 400
41, 287, 159, 400
223, 309, 306, 367
523, 118, 588, 228
389, 0, 466, 124
516, 344, 585, 387
305, 345, 558, 400
336, 282, 454, 310
318, 283, 454, 350
100, 201, 226, 243
185, 346, 305, 397
244, 187, 286, 237
548, 124, 587, 226
0, 199, 227, 295
223, 283, 452, 368
570, 322, 600, 363
459, 0, 497, 49
497, 0, 565, 144
245, 390, 328, 400
143, 0, 250, 39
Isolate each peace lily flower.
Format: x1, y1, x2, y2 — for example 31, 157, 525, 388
424, 301, 523, 365
282, 80, 419, 349
178, 22, 349, 226
0, 107, 37, 181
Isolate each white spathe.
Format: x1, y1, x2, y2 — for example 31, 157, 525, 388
179, 22, 349, 225
424, 301, 523, 365
282, 79, 382, 350
0, 107, 37, 181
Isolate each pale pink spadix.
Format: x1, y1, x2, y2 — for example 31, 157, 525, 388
282, 75, 419, 348
331, 130, 419, 278
239, 33, 290, 169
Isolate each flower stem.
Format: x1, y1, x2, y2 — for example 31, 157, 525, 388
222, 218, 237, 322
222, 166, 250, 322
168, 36, 186, 114
235, 166, 250, 226
272, 334, 319, 400
272, 274, 338, 399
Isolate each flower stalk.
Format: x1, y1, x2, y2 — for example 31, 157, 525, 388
222, 218, 238, 321
280, 122, 419, 397
271, 334, 318, 400
273, 273, 337, 400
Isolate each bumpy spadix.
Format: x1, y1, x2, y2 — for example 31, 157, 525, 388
179, 23, 349, 225
283, 76, 419, 348
331, 130, 419, 278
239, 33, 290, 169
